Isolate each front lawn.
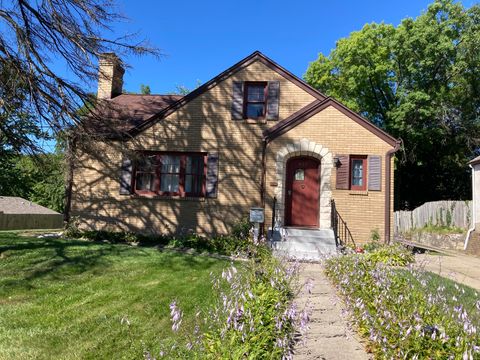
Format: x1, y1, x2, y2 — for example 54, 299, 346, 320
0, 232, 230, 359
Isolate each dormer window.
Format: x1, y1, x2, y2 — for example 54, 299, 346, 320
244, 82, 267, 119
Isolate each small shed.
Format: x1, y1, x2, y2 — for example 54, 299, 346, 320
0, 197, 63, 230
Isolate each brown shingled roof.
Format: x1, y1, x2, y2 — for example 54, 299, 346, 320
0, 197, 60, 215
86, 94, 183, 136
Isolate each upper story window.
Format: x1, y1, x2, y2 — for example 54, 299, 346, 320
350, 156, 367, 191
244, 82, 267, 119
134, 152, 206, 197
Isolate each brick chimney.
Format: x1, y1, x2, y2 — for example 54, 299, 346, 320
97, 53, 125, 99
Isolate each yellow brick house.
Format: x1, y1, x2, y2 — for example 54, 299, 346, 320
70, 51, 399, 249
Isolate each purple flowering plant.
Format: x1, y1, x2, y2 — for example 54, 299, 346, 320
325, 245, 480, 359
148, 245, 311, 359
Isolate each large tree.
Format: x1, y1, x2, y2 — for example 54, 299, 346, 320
305, 0, 480, 209
0, 0, 159, 158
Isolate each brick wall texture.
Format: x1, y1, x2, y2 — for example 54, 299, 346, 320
72, 59, 395, 244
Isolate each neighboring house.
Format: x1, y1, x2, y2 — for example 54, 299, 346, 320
0, 196, 63, 230
465, 157, 480, 253
469, 156, 480, 227
71, 51, 400, 244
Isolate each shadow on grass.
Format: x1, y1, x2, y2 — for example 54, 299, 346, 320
0, 232, 227, 292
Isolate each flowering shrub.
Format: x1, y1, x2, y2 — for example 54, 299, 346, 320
325, 247, 480, 359
147, 246, 311, 359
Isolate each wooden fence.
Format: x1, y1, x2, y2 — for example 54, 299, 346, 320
0, 213, 63, 230
394, 200, 472, 234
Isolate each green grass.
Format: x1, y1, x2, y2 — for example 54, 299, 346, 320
0, 232, 230, 359
408, 224, 466, 235
423, 271, 480, 317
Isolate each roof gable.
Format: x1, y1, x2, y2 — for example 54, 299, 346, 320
93, 50, 398, 147
128, 51, 327, 137
263, 98, 399, 147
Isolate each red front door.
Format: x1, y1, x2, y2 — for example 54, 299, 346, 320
285, 157, 320, 227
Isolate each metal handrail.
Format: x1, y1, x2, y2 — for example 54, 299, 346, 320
271, 196, 277, 236
331, 199, 355, 248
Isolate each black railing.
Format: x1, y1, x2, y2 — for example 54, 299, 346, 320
270, 196, 277, 240
331, 199, 355, 248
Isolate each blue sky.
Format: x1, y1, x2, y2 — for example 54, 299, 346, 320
97, 0, 475, 95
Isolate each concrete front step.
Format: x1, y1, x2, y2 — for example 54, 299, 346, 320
284, 227, 334, 238
271, 227, 337, 260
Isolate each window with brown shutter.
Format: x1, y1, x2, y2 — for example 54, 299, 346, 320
132, 152, 207, 198
231, 81, 280, 121
244, 82, 268, 119
336, 154, 379, 191
350, 155, 367, 191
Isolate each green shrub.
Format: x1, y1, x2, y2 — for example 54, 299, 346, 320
63, 216, 81, 238
231, 217, 252, 240
362, 241, 382, 252
370, 228, 380, 242
65, 218, 255, 256
363, 244, 414, 266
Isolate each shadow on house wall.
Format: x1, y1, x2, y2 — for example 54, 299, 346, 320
69, 93, 297, 236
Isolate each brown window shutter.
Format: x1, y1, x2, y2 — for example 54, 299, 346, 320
335, 155, 350, 190
206, 152, 219, 198
368, 155, 382, 191
119, 156, 133, 195
266, 81, 280, 120
231, 82, 244, 120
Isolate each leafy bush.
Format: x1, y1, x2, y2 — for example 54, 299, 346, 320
362, 241, 382, 253
231, 217, 252, 240
325, 247, 480, 358
149, 246, 309, 359
64, 219, 254, 256
63, 216, 81, 238
363, 244, 414, 266
370, 228, 380, 242
410, 224, 466, 235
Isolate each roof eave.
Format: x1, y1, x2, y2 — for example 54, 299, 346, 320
128, 51, 328, 137
263, 98, 398, 147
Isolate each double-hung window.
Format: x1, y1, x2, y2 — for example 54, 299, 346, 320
134, 152, 206, 197
335, 154, 381, 192
350, 156, 367, 191
243, 82, 267, 119
135, 155, 157, 193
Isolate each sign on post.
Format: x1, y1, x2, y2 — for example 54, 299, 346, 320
250, 207, 264, 243
249, 207, 264, 223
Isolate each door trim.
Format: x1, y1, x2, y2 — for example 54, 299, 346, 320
284, 156, 320, 227
272, 139, 333, 230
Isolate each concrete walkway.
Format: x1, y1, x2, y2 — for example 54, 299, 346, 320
293, 263, 371, 360
416, 252, 480, 291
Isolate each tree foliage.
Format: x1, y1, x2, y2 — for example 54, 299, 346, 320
0, 61, 46, 162
0, 151, 65, 212
305, 0, 480, 209
0, 0, 159, 155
